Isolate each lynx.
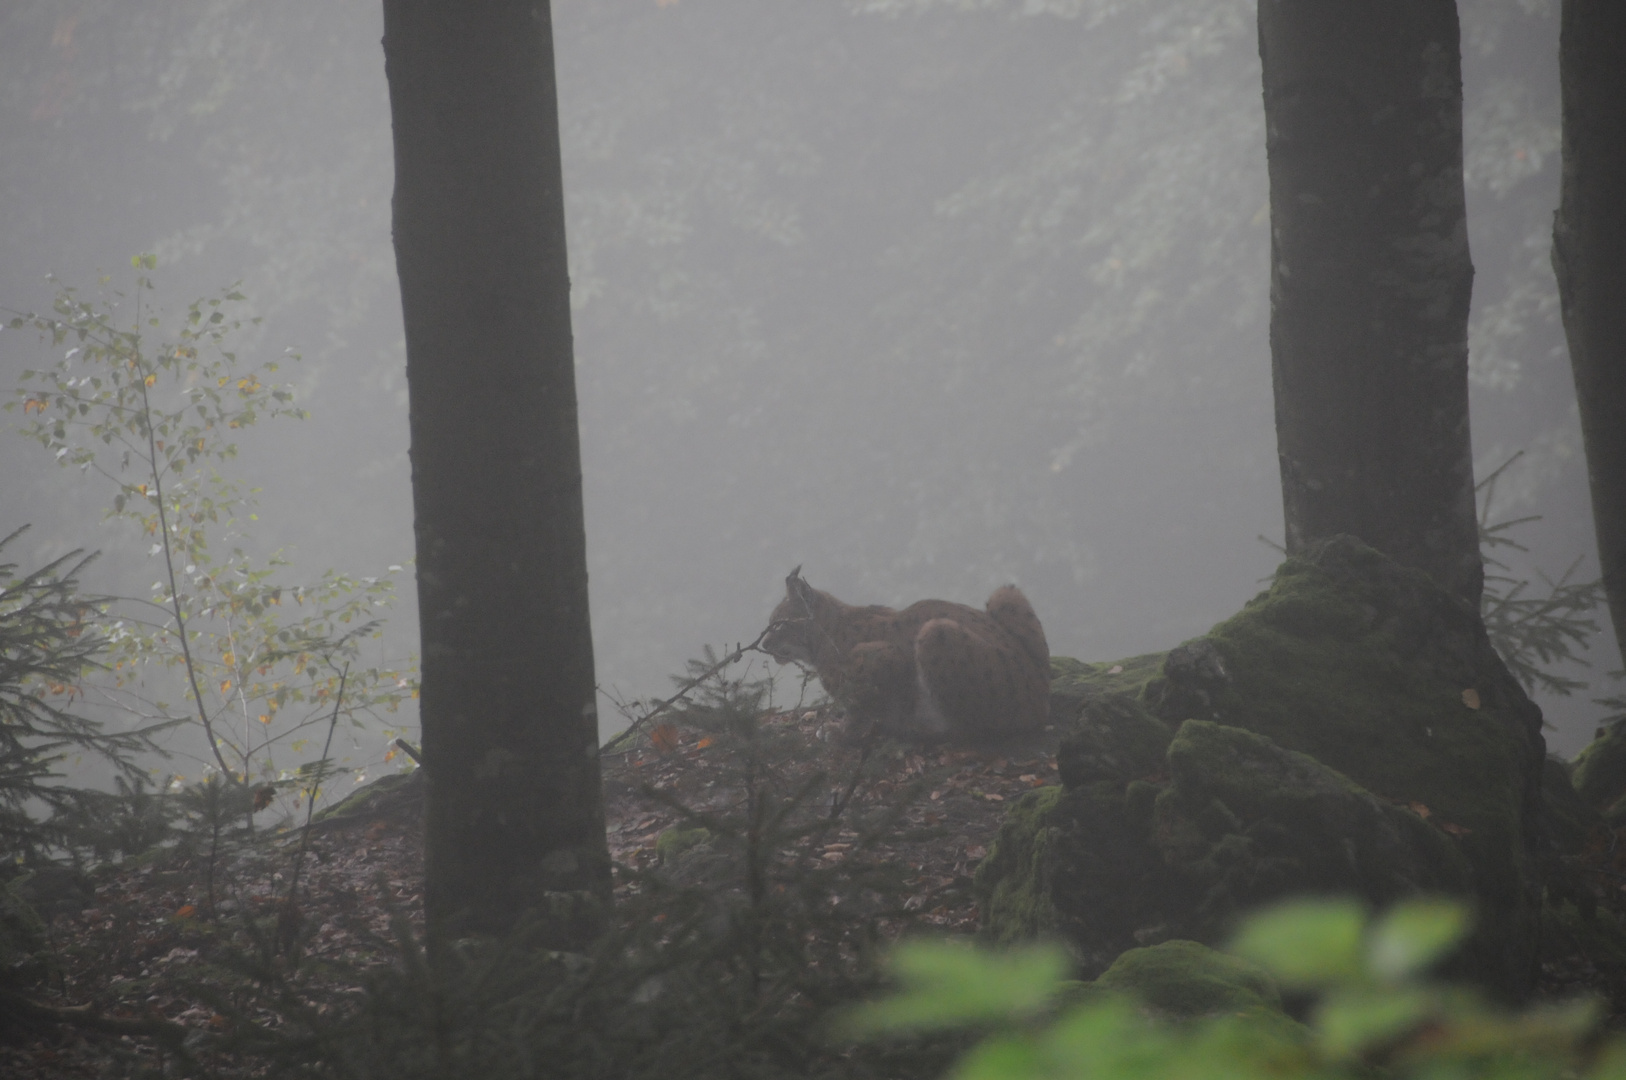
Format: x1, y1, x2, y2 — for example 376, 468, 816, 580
762, 567, 1050, 742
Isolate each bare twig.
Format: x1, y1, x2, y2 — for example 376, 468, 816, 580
599, 621, 787, 755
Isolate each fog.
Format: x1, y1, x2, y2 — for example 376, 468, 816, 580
0, 0, 1613, 784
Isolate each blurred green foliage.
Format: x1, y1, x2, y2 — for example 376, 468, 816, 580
847, 898, 1626, 1080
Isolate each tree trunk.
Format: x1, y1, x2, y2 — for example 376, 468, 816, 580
382, 0, 610, 947
1553, 0, 1626, 674
1258, 1, 1482, 607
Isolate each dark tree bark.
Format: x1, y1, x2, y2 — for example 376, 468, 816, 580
1553, 1, 1626, 674
383, 0, 610, 946
1258, 1, 1482, 607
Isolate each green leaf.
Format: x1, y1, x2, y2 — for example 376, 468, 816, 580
1367, 899, 1470, 983
1228, 898, 1365, 989
953, 1034, 1044, 1080
838, 941, 1070, 1035
1315, 986, 1432, 1059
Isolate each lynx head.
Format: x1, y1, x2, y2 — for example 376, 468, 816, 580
762, 566, 820, 665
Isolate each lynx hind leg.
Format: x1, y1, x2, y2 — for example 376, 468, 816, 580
834, 640, 915, 731
984, 585, 1050, 670
914, 617, 1042, 738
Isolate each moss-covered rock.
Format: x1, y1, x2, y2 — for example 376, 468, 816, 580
978, 778, 1183, 974
311, 768, 423, 826
1572, 718, 1626, 816
1050, 653, 1167, 724
974, 785, 1064, 942
1152, 721, 1471, 934
980, 536, 1547, 997
655, 826, 712, 863
1094, 938, 1281, 1017
1541, 756, 1600, 859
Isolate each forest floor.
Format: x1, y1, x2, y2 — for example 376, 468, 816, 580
0, 705, 1059, 1077
5, 705, 1626, 1077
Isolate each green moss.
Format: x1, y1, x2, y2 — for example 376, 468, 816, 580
312, 769, 417, 823
1177, 537, 1542, 993
1095, 938, 1281, 1015
1155, 721, 1471, 920
974, 784, 1065, 945
655, 826, 712, 863
1572, 719, 1626, 812
1050, 653, 1167, 724
986, 538, 1543, 997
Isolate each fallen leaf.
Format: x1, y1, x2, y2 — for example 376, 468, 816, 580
1406, 801, 1432, 819
1440, 821, 1472, 837
175, 904, 196, 918
1107, 664, 1124, 675
695, 736, 714, 749
1462, 688, 1481, 709
650, 723, 680, 753
983, 792, 1004, 802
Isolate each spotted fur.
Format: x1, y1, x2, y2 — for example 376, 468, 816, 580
762, 568, 1050, 741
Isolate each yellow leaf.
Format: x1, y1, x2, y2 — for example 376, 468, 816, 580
384, 748, 397, 763
144, 373, 156, 388
222, 651, 235, 666
1461, 688, 1481, 710
219, 679, 231, 694
258, 714, 271, 724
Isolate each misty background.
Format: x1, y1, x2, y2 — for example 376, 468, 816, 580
0, 0, 1612, 784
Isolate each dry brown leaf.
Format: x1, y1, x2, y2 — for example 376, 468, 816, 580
1461, 688, 1481, 710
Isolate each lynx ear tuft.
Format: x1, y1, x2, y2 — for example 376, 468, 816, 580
786, 566, 815, 608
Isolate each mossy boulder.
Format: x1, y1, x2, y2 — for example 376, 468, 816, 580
1540, 756, 1600, 858
1094, 938, 1282, 1018
1151, 721, 1471, 934
311, 768, 423, 827
1572, 718, 1626, 819
980, 536, 1547, 997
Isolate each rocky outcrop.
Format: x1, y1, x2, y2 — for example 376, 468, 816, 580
977, 535, 1549, 998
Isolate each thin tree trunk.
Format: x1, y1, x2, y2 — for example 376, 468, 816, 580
383, 0, 610, 947
1259, 1, 1482, 607
1553, 1, 1626, 675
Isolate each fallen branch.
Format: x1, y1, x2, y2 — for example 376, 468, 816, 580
0, 987, 189, 1048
